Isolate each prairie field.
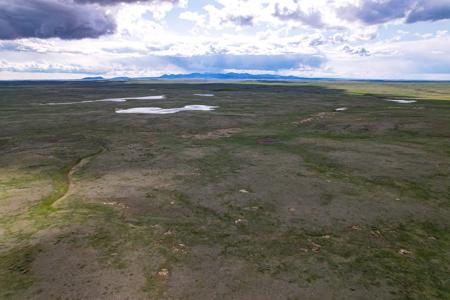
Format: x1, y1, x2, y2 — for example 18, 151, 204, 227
0, 81, 449, 299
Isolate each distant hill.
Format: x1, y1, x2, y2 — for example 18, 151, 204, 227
81, 73, 447, 82
110, 77, 131, 81
79, 73, 324, 81
5, 73, 448, 83
158, 72, 309, 80
81, 76, 105, 81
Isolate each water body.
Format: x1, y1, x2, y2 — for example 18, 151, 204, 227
46, 98, 126, 105
126, 96, 165, 100
194, 94, 215, 97
116, 105, 218, 114
385, 99, 417, 104
45, 95, 165, 105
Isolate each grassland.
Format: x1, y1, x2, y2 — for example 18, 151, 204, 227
242, 80, 450, 100
0, 80, 449, 299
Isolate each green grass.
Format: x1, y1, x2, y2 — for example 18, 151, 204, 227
31, 168, 67, 214
0, 245, 41, 298
31, 147, 105, 215
241, 81, 450, 101
326, 222, 450, 299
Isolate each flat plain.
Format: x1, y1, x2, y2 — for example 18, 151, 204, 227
0, 81, 449, 299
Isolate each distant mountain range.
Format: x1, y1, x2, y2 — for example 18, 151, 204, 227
81, 73, 325, 81
81, 76, 106, 81
80, 73, 449, 82
158, 73, 312, 80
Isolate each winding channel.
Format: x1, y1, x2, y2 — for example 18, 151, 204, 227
50, 147, 105, 208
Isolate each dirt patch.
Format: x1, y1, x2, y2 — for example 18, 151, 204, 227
28, 229, 156, 300
180, 147, 212, 160
293, 112, 335, 125
165, 245, 392, 300
187, 128, 242, 140
166, 246, 304, 299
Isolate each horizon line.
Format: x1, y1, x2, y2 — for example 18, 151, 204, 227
1, 72, 450, 83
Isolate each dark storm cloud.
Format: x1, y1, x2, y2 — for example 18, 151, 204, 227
338, 0, 450, 25
0, 0, 116, 40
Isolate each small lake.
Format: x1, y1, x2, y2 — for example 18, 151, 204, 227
385, 99, 417, 104
116, 105, 218, 114
45, 95, 165, 105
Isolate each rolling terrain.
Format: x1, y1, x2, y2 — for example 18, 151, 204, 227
0, 81, 449, 299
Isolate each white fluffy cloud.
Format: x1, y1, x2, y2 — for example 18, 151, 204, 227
1, 0, 450, 79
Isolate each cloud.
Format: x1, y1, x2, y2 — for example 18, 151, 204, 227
98, 53, 326, 75
166, 54, 325, 72
203, 3, 257, 29
406, 1, 450, 23
273, 3, 325, 28
179, 11, 206, 26
226, 15, 254, 27
1, 0, 450, 80
338, 0, 450, 25
0, 51, 325, 77
74, 0, 182, 5
338, 0, 413, 25
0, 59, 102, 74
0, 0, 186, 40
342, 45, 370, 56
0, 0, 116, 40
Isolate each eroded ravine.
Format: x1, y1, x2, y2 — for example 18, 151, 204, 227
50, 147, 105, 208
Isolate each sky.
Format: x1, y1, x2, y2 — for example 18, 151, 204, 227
1, 0, 450, 80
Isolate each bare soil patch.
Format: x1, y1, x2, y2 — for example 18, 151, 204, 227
188, 128, 242, 140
